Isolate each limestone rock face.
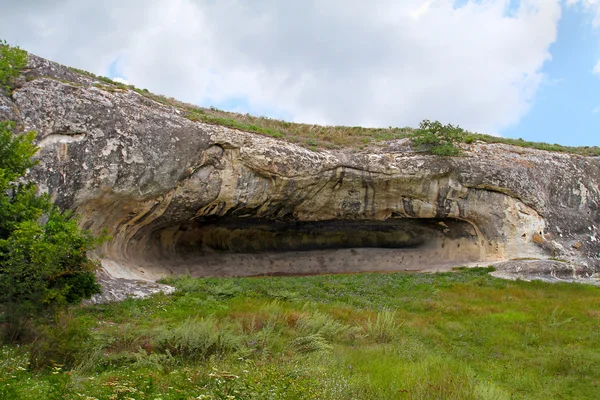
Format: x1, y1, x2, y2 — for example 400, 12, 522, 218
3, 54, 600, 287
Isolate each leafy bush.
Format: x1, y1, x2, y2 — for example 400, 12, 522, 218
1, 210, 102, 305
0, 120, 103, 342
411, 120, 472, 156
0, 40, 27, 94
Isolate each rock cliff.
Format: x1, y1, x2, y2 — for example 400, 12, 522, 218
2, 54, 599, 297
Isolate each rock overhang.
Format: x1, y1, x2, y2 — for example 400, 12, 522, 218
1, 53, 599, 288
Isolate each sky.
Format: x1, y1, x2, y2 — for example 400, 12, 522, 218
0, 0, 598, 146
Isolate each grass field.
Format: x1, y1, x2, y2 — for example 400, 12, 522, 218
1, 267, 600, 399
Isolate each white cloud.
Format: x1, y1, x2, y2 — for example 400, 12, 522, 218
0, 0, 563, 133
594, 60, 600, 76
567, 0, 600, 26
410, 1, 433, 20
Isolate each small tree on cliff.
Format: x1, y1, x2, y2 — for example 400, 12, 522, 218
0, 120, 102, 342
411, 120, 474, 156
0, 39, 27, 93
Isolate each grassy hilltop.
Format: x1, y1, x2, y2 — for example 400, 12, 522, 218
75, 69, 600, 156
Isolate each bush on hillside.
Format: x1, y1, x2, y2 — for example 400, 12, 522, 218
0, 40, 27, 93
411, 120, 473, 156
0, 120, 103, 342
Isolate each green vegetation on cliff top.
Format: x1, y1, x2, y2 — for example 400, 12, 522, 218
75, 71, 600, 156
1, 39, 598, 155
0, 40, 27, 93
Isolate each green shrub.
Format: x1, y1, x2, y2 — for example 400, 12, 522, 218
411, 120, 468, 156
0, 40, 27, 94
0, 120, 103, 342
0, 207, 103, 339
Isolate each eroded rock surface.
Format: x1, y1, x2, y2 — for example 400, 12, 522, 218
87, 269, 175, 304
492, 260, 600, 285
3, 54, 600, 297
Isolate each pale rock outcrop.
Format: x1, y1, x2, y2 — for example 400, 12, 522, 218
2, 54, 599, 300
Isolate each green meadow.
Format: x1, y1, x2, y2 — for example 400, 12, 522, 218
1, 267, 599, 399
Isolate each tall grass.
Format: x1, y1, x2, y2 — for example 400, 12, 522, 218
1, 268, 600, 398
28, 312, 94, 370
295, 308, 359, 341
291, 333, 333, 354
156, 317, 242, 361
364, 309, 400, 343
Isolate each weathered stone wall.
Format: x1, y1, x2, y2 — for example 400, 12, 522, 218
2, 54, 599, 284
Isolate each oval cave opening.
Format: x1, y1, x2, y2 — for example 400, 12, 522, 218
123, 217, 483, 277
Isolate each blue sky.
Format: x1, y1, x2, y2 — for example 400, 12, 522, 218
503, 4, 600, 146
1, 0, 599, 147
